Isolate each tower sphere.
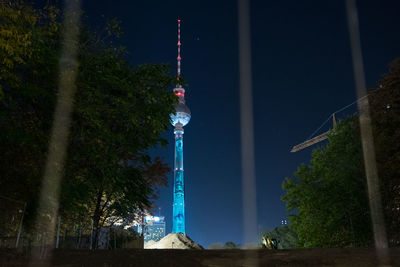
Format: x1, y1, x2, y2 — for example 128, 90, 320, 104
170, 85, 191, 127
170, 102, 191, 127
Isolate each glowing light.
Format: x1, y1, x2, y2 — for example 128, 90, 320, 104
172, 134, 185, 233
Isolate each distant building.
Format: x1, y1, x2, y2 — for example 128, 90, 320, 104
138, 216, 166, 242
281, 219, 288, 225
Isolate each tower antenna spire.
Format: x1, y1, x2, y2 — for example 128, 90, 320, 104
177, 19, 182, 85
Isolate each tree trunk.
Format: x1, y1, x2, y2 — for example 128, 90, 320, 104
92, 187, 104, 249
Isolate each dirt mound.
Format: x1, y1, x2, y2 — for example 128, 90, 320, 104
144, 240, 156, 248
146, 233, 203, 249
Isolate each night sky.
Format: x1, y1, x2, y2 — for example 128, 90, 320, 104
81, 0, 400, 247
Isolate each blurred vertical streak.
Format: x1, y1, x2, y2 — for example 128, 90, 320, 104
238, 0, 259, 265
345, 0, 390, 265
31, 0, 81, 261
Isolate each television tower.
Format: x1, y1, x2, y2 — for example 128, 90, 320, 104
170, 19, 191, 234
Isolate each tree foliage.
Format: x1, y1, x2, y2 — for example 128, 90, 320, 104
282, 58, 400, 248
369, 58, 400, 247
262, 225, 298, 249
0, 0, 61, 234
282, 117, 372, 247
0, 1, 176, 244
223, 241, 239, 249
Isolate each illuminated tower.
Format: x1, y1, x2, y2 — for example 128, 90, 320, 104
170, 19, 191, 234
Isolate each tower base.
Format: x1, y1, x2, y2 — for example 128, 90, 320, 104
145, 233, 203, 249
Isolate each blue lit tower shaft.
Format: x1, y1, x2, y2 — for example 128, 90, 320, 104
173, 128, 185, 233
170, 19, 191, 234
170, 87, 190, 233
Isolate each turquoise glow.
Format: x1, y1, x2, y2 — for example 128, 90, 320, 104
172, 133, 185, 233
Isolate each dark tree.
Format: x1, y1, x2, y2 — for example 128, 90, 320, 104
369, 58, 400, 247
282, 117, 372, 247
0, 1, 177, 245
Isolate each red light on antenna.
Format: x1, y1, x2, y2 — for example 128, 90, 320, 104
178, 19, 181, 22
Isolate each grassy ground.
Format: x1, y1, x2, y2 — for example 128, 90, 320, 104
1, 248, 399, 266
